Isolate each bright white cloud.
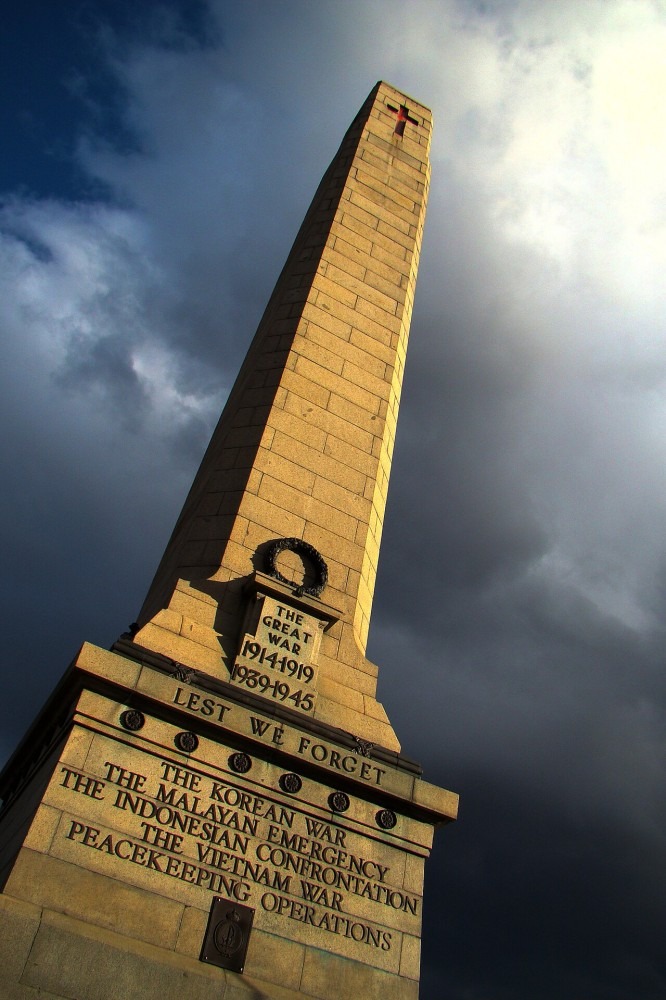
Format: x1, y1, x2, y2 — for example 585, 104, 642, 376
0, 193, 224, 455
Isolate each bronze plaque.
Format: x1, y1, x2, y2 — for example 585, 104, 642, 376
200, 897, 255, 973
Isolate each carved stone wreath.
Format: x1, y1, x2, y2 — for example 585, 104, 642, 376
264, 537, 328, 598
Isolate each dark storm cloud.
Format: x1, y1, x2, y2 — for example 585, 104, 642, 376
420, 772, 666, 1000
2, 2, 666, 997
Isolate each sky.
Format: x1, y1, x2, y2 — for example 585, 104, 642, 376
2, 1, 666, 996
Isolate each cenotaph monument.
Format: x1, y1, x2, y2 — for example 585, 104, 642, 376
0, 81, 457, 1000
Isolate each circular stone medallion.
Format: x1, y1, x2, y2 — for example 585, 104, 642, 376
229, 752, 252, 774
175, 731, 199, 753
328, 791, 350, 813
375, 808, 398, 830
120, 710, 145, 732
279, 772, 302, 794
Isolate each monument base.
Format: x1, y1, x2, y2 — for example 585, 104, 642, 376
0, 643, 456, 1000
0, 891, 420, 1000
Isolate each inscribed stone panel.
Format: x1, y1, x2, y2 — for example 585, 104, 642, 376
42, 724, 423, 972
231, 594, 323, 716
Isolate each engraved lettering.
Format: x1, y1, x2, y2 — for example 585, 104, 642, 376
299, 880, 343, 910
249, 716, 270, 737
138, 822, 184, 853
293, 739, 386, 785
304, 819, 346, 846
158, 762, 201, 790
172, 686, 231, 722
62, 745, 415, 956
60, 766, 105, 799
103, 762, 146, 791
260, 892, 392, 950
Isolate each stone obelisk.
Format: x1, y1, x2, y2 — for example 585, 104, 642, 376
0, 82, 457, 1000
